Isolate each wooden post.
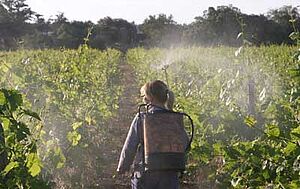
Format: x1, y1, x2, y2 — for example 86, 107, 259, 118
248, 78, 256, 116
0, 122, 8, 171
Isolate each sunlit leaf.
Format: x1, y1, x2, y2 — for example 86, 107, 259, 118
244, 116, 257, 127
85, 116, 92, 125
2, 161, 19, 175
262, 160, 268, 170
289, 32, 299, 41
236, 32, 243, 40
276, 165, 284, 173
235, 46, 243, 57
72, 122, 82, 130
0, 91, 6, 105
259, 87, 266, 101
213, 143, 222, 155
1, 118, 10, 131
291, 126, 300, 139
283, 142, 297, 156
53, 147, 66, 169
288, 181, 300, 189
28, 163, 41, 177
67, 131, 81, 146
26, 153, 42, 177
293, 155, 300, 172
265, 124, 280, 137
231, 177, 242, 187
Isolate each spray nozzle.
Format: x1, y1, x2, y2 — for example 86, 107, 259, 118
162, 64, 169, 71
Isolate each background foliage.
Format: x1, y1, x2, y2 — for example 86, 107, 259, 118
0, 0, 299, 50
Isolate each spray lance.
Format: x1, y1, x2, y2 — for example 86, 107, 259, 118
162, 64, 170, 87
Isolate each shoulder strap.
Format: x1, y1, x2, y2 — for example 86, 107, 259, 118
181, 112, 194, 152
138, 104, 147, 172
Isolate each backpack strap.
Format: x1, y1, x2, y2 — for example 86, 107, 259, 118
138, 104, 147, 173
181, 112, 194, 152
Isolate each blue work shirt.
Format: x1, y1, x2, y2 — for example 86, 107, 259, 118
117, 107, 149, 174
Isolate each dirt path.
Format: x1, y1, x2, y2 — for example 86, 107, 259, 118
94, 54, 209, 189
115, 54, 140, 128
96, 53, 140, 188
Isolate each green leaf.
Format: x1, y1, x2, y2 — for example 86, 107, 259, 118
276, 165, 284, 173
262, 160, 268, 170
262, 169, 270, 179
231, 177, 242, 187
291, 126, 300, 139
2, 161, 19, 175
29, 163, 41, 177
26, 153, 42, 177
283, 142, 297, 156
1, 118, 10, 131
265, 124, 280, 137
288, 180, 300, 189
193, 144, 211, 164
0, 91, 6, 105
213, 143, 222, 155
289, 32, 299, 41
225, 146, 241, 159
72, 122, 82, 130
23, 109, 41, 121
67, 131, 81, 146
85, 116, 92, 125
15, 122, 31, 141
293, 155, 300, 172
53, 147, 66, 169
244, 116, 257, 127
7, 90, 23, 111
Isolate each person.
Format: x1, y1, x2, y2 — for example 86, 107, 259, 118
117, 80, 186, 189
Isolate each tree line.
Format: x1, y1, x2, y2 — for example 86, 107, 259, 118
0, 0, 299, 51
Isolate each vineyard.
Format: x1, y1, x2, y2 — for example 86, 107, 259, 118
0, 43, 299, 188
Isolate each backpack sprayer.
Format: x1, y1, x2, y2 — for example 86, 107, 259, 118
138, 104, 194, 172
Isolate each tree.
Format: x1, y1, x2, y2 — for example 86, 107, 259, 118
21, 14, 54, 49
1, 0, 34, 22
183, 5, 300, 46
183, 6, 242, 46
141, 14, 182, 47
0, 0, 35, 49
267, 6, 300, 44
50, 13, 72, 48
90, 17, 138, 50
54, 22, 89, 48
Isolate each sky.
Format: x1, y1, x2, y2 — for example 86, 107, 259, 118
26, 0, 299, 24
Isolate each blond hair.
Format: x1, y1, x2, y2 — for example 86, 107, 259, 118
141, 80, 175, 110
